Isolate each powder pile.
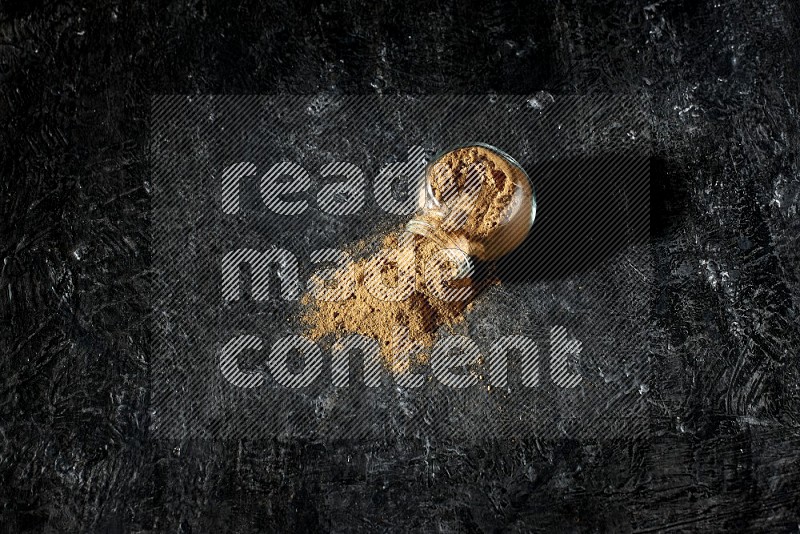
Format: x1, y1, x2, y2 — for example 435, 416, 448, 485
301, 232, 473, 371
300, 146, 519, 369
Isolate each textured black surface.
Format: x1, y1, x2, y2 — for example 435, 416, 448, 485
1, 0, 799, 531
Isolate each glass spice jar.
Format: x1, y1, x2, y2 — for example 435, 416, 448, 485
405, 142, 537, 278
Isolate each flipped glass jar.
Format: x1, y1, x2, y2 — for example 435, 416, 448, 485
405, 143, 537, 277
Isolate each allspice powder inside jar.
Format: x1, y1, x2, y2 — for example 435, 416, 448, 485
300, 144, 535, 370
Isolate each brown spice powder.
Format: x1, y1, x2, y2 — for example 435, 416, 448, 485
301, 233, 473, 371
300, 146, 516, 369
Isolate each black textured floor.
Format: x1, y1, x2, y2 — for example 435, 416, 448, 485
2, 1, 800, 531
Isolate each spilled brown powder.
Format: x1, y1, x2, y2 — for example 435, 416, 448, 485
300, 146, 518, 370
301, 232, 473, 371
